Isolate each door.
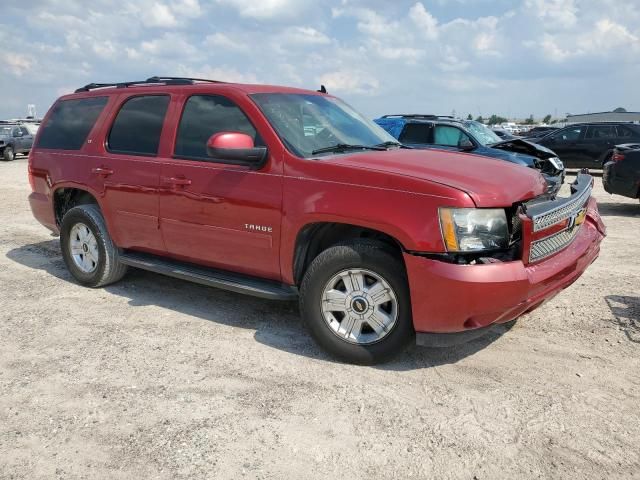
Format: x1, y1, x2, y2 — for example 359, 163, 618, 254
159, 94, 283, 280
583, 125, 617, 163
432, 125, 474, 152
95, 94, 169, 253
15, 126, 33, 152
541, 125, 587, 167
11, 127, 26, 153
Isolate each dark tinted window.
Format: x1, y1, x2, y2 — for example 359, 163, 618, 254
550, 126, 583, 142
586, 125, 616, 139
37, 97, 108, 150
399, 123, 431, 144
108, 95, 169, 155
617, 125, 639, 138
20, 127, 30, 136
175, 95, 259, 159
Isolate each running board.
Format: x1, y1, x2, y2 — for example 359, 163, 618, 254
119, 252, 298, 301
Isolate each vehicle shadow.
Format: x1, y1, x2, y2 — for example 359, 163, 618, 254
7, 240, 512, 370
596, 201, 639, 218
605, 295, 640, 343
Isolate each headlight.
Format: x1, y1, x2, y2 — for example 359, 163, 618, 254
439, 208, 509, 252
549, 156, 563, 170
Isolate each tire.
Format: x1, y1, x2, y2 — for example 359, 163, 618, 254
2, 146, 14, 161
299, 240, 414, 364
60, 204, 128, 287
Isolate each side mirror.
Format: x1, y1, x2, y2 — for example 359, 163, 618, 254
459, 138, 475, 151
206, 132, 267, 168
13, 130, 23, 138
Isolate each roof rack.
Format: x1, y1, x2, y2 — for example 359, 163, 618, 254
381, 114, 457, 120
74, 76, 225, 93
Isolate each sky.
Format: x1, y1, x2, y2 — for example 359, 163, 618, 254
0, 0, 639, 121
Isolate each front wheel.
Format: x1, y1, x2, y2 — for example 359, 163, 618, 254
2, 146, 14, 161
60, 204, 128, 287
299, 240, 414, 364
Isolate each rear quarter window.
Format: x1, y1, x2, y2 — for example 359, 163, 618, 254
36, 96, 108, 150
399, 123, 432, 144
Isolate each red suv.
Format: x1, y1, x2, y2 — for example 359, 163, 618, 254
28, 77, 606, 364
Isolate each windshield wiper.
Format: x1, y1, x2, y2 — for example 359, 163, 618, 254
374, 141, 411, 149
312, 143, 387, 155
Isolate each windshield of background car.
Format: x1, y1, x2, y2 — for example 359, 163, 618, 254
251, 93, 397, 158
464, 120, 502, 146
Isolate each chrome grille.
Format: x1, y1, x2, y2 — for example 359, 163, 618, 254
529, 226, 581, 263
531, 185, 591, 232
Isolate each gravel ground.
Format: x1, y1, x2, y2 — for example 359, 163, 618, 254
1, 156, 639, 479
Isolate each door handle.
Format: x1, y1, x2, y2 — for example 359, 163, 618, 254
162, 176, 192, 187
91, 166, 114, 177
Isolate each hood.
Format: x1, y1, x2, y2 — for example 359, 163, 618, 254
490, 139, 557, 159
323, 148, 548, 207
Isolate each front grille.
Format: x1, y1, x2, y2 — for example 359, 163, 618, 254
530, 183, 591, 232
529, 226, 581, 263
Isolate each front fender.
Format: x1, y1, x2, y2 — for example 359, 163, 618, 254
279, 175, 471, 284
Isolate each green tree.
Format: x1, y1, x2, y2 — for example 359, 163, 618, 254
488, 114, 508, 125
542, 114, 552, 124
467, 114, 473, 120
475, 115, 484, 123
524, 114, 534, 125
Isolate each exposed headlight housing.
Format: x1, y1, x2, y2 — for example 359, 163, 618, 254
549, 156, 563, 170
439, 208, 509, 252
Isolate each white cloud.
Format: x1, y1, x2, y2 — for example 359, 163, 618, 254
525, 0, 578, 29
215, 0, 307, 19
144, 3, 178, 28
205, 32, 248, 51
176, 65, 259, 83
2, 53, 34, 76
319, 70, 379, 95
281, 26, 331, 45
409, 3, 439, 40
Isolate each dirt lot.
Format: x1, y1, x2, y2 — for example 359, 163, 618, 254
0, 156, 639, 479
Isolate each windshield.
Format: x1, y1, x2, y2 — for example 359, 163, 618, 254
251, 93, 397, 158
0, 126, 14, 135
463, 120, 502, 146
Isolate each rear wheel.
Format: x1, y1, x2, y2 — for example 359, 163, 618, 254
299, 240, 413, 364
60, 204, 128, 287
2, 146, 14, 161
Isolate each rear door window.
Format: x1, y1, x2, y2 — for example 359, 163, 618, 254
399, 123, 432, 144
174, 94, 260, 160
616, 125, 638, 139
36, 97, 108, 150
586, 125, 616, 139
108, 95, 169, 156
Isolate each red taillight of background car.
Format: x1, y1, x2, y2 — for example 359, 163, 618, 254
612, 151, 625, 163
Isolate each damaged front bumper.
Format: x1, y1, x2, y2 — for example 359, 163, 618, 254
406, 173, 606, 345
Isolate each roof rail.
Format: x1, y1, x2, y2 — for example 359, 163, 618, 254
381, 114, 457, 120
74, 76, 225, 93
